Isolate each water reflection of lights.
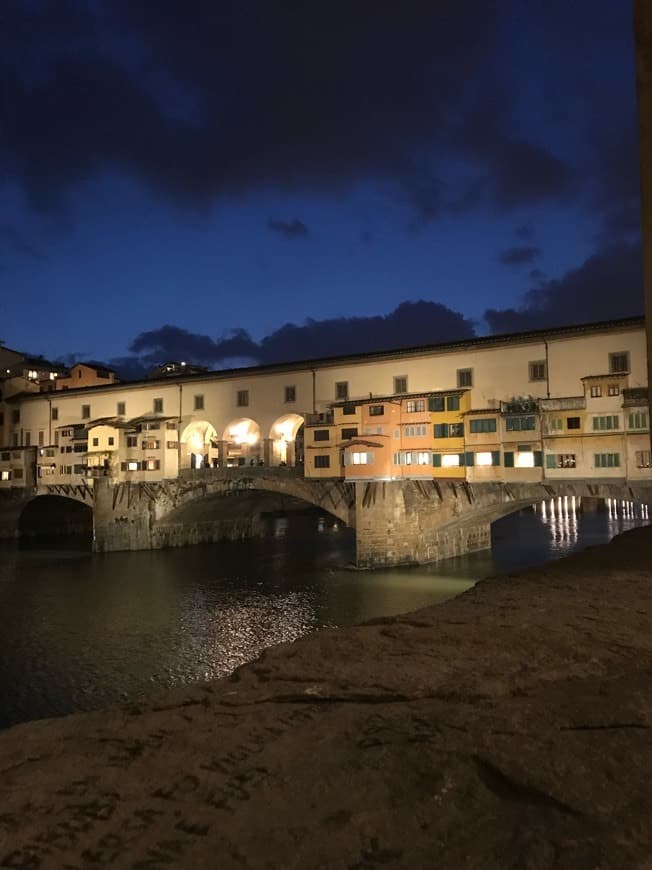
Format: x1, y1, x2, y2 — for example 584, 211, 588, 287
538, 496, 649, 550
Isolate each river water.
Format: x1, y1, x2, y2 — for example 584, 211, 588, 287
0, 506, 648, 731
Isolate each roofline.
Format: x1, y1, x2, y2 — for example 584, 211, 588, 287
10, 314, 645, 402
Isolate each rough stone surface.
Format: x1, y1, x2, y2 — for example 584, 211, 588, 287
0, 526, 651, 868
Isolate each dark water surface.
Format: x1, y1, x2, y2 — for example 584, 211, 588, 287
0, 508, 648, 731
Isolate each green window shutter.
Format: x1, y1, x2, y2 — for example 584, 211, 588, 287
546, 454, 556, 469
504, 451, 514, 468
614, 453, 620, 467
534, 451, 543, 467
491, 451, 500, 466
433, 453, 442, 467
458, 453, 466, 467
465, 452, 474, 466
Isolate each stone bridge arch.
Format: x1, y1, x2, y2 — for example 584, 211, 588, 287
18, 493, 94, 540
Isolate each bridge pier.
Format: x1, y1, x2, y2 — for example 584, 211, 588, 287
354, 479, 491, 568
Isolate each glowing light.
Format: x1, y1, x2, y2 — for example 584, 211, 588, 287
229, 421, 259, 446
442, 454, 460, 467
189, 432, 205, 451
476, 451, 493, 466
275, 420, 295, 442
516, 451, 534, 468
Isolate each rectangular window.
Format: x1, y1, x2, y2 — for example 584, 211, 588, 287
342, 403, 355, 415
590, 385, 602, 398
236, 390, 248, 407
441, 454, 461, 468
117, 401, 126, 416
592, 415, 619, 431
108, 437, 114, 446
434, 423, 448, 438
144, 459, 161, 471
635, 450, 651, 468
394, 376, 408, 394
405, 399, 425, 413
313, 429, 330, 441
73, 464, 85, 475
38, 431, 44, 446
314, 455, 330, 469
504, 451, 514, 468
51, 407, 59, 421
127, 435, 138, 448
284, 385, 296, 403
476, 451, 501, 467
595, 453, 621, 468
529, 360, 546, 381
344, 451, 374, 465
446, 396, 460, 411
194, 394, 204, 411
92, 437, 99, 447
567, 417, 581, 430
607, 385, 620, 396
81, 404, 90, 419
141, 439, 160, 450
0, 471, 11, 481
368, 405, 384, 416
341, 428, 358, 440
167, 440, 179, 449
457, 369, 473, 388
153, 398, 164, 413
24, 432, 31, 447
609, 352, 629, 374
335, 381, 349, 400
469, 418, 497, 434
505, 415, 536, 431
548, 418, 563, 431
546, 453, 576, 469
629, 411, 649, 429
12, 410, 20, 424
428, 397, 445, 412
404, 424, 428, 437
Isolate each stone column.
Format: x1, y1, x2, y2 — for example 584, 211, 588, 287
218, 440, 229, 467
263, 438, 274, 466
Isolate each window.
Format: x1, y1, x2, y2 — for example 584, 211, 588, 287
142, 439, 160, 450
38, 431, 44, 446
476, 451, 501, 467
341, 428, 358, 440
433, 422, 464, 438
284, 385, 296, 403
144, 459, 161, 471
12, 409, 20, 424
394, 376, 408, 394
313, 429, 330, 441
127, 435, 138, 448
546, 453, 576, 469
592, 415, 619, 431
348, 451, 373, 465
403, 424, 428, 437
236, 390, 248, 407
457, 369, 473, 388
567, 417, 581, 430
335, 382, 349, 400
590, 386, 602, 398
73, 444, 86, 453
607, 385, 620, 397
595, 453, 620, 468
117, 401, 126, 416
369, 405, 384, 416
397, 451, 432, 466
1, 471, 10, 481
81, 404, 90, 419
405, 399, 425, 413
505, 415, 536, 431
469, 418, 497, 434
548, 418, 563, 431
92, 437, 99, 447
167, 440, 179, 449
166, 421, 177, 430
635, 450, 651, 468
194, 394, 204, 411
609, 352, 629, 374
629, 411, 649, 430
0, 412, 3, 426
24, 432, 31, 447
0, 452, 9, 461
51, 407, 59, 421
108, 437, 114, 446
314, 455, 330, 469
153, 398, 164, 414
342, 403, 355, 415
73, 464, 85, 475
446, 396, 460, 412
428, 397, 445, 412
529, 360, 546, 381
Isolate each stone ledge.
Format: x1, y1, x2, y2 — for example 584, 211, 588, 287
0, 526, 651, 868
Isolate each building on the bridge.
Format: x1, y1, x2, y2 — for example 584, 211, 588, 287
0, 316, 649, 493
55, 362, 119, 391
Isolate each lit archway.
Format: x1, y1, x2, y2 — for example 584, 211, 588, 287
223, 418, 262, 467
269, 414, 304, 466
181, 420, 219, 469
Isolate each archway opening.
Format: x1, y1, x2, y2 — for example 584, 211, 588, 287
223, 418, 262, 467
18, 495, 93, 547
180, 420, 219, 469
269, 414, 304, 466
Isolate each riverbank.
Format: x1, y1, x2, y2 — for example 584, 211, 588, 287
1, 526, 651, 868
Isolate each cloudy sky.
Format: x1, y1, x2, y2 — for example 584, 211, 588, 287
2, 0, 644, 376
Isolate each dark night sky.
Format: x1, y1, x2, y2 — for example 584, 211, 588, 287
1, 1, 645, 377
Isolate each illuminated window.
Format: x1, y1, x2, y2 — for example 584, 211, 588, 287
609, 352, 629, 374
344, 451, 374, 465
394, 376, 408, 394
1, 471, 11, 481
128, 461, 138, 471
528, 360, 546, 381
515, 451, 535, 468
476, 451, 496, 466
441, 454, 460, 468
236, 390, 248, 407
457, 369, 473, 388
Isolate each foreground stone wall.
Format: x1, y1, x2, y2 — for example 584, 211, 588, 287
0, 525, 651, 867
